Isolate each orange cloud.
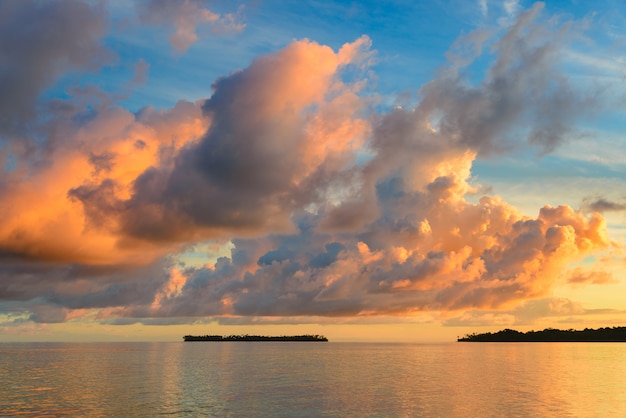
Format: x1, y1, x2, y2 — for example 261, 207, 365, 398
1, 3, 622, 328
566, 268, 618, 285
0, 100, 209, 265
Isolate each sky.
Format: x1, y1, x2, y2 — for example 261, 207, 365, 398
1, 0, 626, 342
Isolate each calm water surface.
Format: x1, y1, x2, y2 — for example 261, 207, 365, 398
1, 342, 625, 416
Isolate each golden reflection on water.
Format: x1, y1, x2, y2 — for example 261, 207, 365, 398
1, 342, 625, 416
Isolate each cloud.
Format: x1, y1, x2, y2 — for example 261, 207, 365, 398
137, 0, 245, 52
479, 0, 488, 17
0, 34, 373, 267
0, 261, 169, 307
125, 59, 150, 92
503, 0, 520, 17
444, 297, 598, 326
421, 2, 599, 156
0, 3, 621, 326
566, 268, 618, 285
581, 197, 626, 213
113, 37, 372, 242
0, 0, 112, 136
125, 201, 608, 321
0, 99, 210, 266
0, 35, 375, 323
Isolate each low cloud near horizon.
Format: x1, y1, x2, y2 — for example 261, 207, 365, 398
0, 1, 622, 330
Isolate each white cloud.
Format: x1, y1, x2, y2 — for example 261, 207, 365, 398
479, 0, 488, 17
503, 0, 520, 17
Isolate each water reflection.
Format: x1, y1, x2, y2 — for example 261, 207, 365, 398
1, 342, 625, 416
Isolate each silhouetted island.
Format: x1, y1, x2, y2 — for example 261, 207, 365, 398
183, 334, 328, 342
457, 326, 626, 342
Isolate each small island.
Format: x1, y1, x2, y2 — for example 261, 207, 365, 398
183, 334, 328, 342
458, 326, 626, 342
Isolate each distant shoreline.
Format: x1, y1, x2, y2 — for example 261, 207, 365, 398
183, 334, 328, 342
458, 326, 626, 342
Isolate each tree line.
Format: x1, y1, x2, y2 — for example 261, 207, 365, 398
458, 326, 626, 342
183, 334, 328, 342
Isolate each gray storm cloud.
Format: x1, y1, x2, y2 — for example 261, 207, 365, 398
0, 0, 111, 137
418, 2, 597, 156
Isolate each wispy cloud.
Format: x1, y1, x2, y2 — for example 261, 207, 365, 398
503, 0, 520, 17
444, 297, 616, 327
582, 197, 626, 213
137, 0, 245, 53
479, 0, 488, 17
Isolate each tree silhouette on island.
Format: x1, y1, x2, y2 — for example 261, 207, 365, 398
458, 326, 626, 342
183, 334, 328, 342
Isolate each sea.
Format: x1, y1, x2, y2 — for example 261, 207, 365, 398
1, 341, 625, 417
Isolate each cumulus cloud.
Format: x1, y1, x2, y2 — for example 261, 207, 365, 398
137, 0, 245, 52
98, 37, 371, 243
0, 2, 621, 326
0, 100, 210, 265
115, 202, 608, 321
